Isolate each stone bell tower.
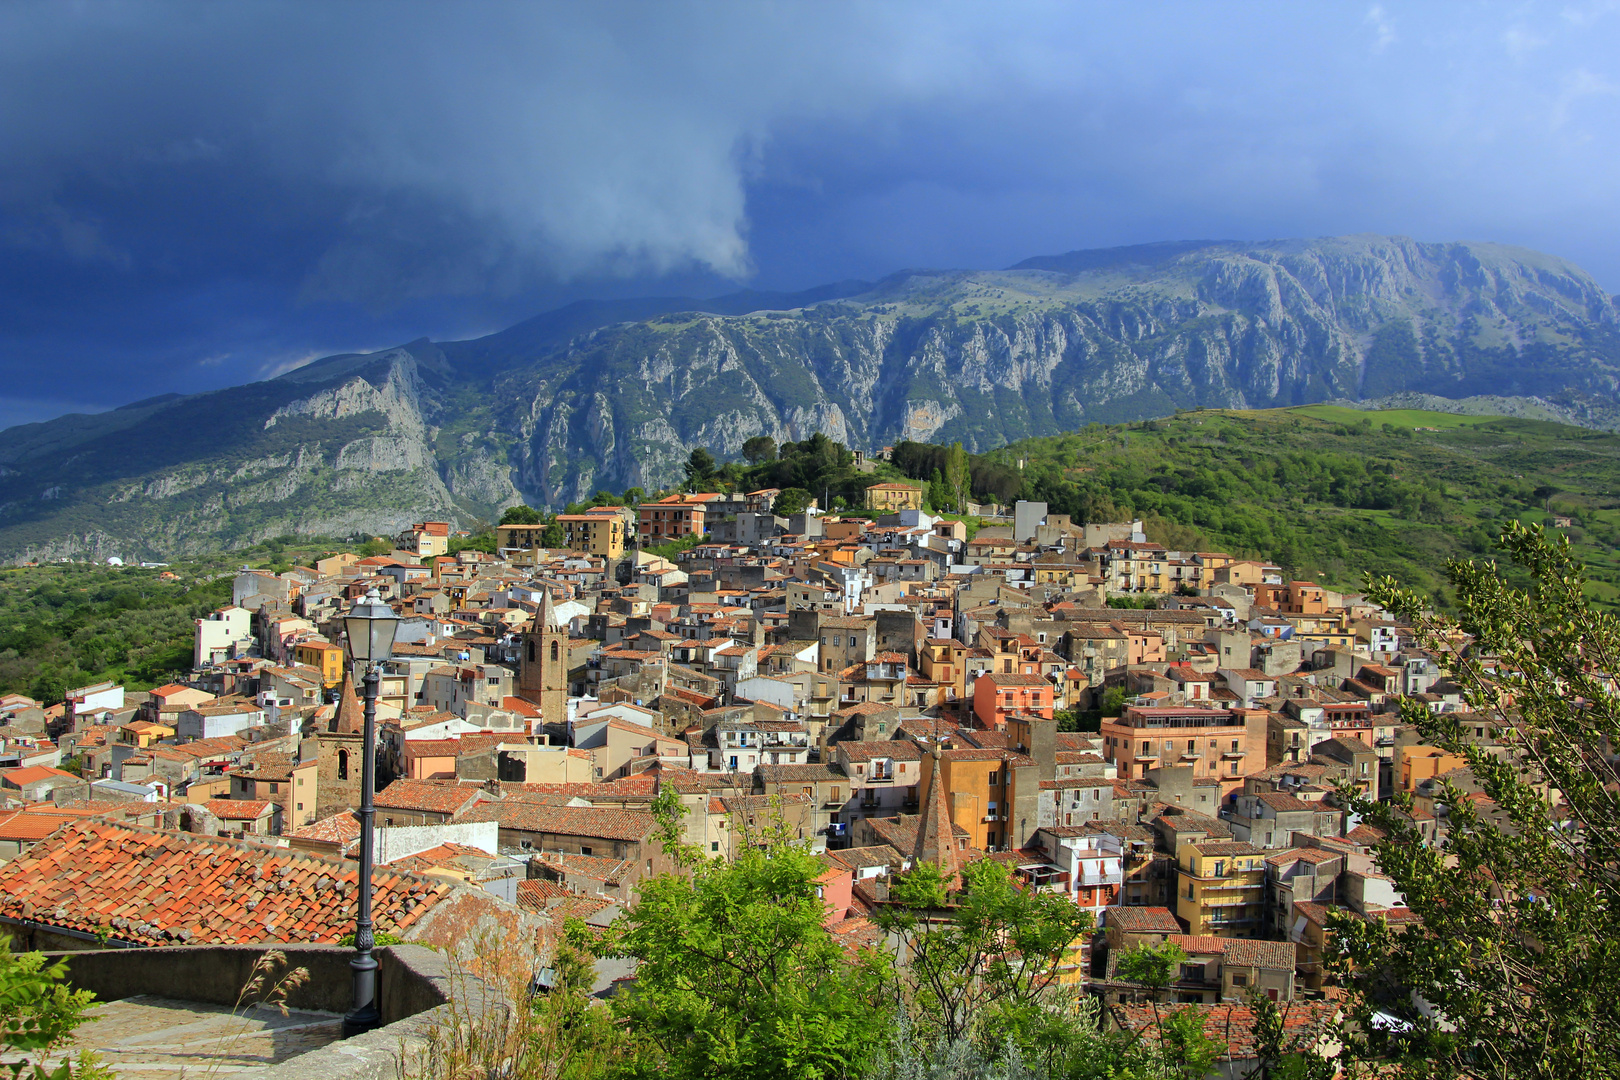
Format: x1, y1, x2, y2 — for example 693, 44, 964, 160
517, 589, 569, 726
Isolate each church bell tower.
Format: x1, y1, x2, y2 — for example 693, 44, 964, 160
517, 589, 569, 726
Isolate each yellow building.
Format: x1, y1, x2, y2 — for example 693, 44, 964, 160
120, 721, 175, 748
864, 482, 924, 512
292, 640, 347, 688
1397, 743, 1468, 793
917, 746, 1029, 852
556, 508, 627, 558
288, 758, 320, 829
399, 521, 451, 558
495, 522, 552, 566
1175, 840, 1266, 938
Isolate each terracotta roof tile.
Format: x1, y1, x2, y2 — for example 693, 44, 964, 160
1110, 1002, 1336, 1059
0, 820, 454, 946
458, 802, 657, 843
203, 799, 274, 820
0, 811, 72, 843
375, 780, 489, 816
1103, 906, 1182, 932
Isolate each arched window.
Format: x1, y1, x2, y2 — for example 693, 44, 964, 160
550, 641, 560, 663
527, 640, 535, 664
337, 749, 349, 781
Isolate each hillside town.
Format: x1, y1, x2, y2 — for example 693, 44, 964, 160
0, 489, 1478, 1064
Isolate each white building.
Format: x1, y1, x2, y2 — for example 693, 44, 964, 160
176, 702, 266, 741
194, 606, 254, 668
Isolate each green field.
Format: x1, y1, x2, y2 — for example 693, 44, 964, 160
1287, 405, 1504, 430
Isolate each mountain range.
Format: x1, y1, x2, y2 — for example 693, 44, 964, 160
3, 233, 1619, 562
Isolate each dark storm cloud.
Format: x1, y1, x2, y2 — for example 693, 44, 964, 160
2, 2, 1619, 427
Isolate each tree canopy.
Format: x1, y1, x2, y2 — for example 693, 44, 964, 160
1336, 521, 1620, 1078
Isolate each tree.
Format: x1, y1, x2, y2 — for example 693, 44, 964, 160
500, 505, 544, 526
1333, 521, 1620, 1079
944, 442, 971, 511
1111, 942, 1227, 1080
774, 488, 813, 516
742, 435, 777, 464
927, 470, 954, 514
598, 789, 893, 1080
541, 520, 565, 548
0, 938, 107, 1078
874, 859, 1093, 1047
684, 447, 717, 489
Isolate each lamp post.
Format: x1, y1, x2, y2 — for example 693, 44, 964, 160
341, 587, 398, 1039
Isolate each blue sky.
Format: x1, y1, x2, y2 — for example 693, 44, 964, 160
3, 1, 1619, 429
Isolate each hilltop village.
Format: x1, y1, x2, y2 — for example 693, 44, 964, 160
0, 484, 1469, 1058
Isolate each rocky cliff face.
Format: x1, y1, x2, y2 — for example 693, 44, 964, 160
3, 235, 1617, 560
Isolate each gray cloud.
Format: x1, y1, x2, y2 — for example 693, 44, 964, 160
2, 1, 1620, 427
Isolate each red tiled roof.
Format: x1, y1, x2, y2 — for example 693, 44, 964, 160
1, 766, 78, 787
834, 741, 923, 763
1219, 937, 1297, 969
458, 802, 658, 842
515, 878, 569, 912
1104, 906, 1183, 933
374, 780, 488, 816
0, 811, 71, 843
0, 821, 454, 946
1110, 1002, 1336, 1059
1165, 934, 1227, 955
289, 811, 362, 845
203, 799, 274, 820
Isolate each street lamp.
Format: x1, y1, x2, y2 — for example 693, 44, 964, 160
340, 587, 398, 1038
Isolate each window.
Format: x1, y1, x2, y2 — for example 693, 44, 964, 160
580, 846, 592, 856
1231, 973, 1248, 987
269, 782, 279, 793
551, 641, 560, 662
1141, 741, 1150, 754
1187, 739, 1195, 752
337, 749, 349, 780
1231, 739, 1240, 751
988, 771, 1000, 786
527, 640, 535, 663
850, 636, 857, 647
296, 802, 303, 811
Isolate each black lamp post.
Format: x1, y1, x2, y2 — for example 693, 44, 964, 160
341, 587, 398, 1038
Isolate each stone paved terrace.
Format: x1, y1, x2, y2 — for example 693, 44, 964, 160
58, 994, 344, 1078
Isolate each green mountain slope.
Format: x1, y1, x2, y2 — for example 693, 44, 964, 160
1006, 406, 1620, 602
3, 234, 1619, 561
